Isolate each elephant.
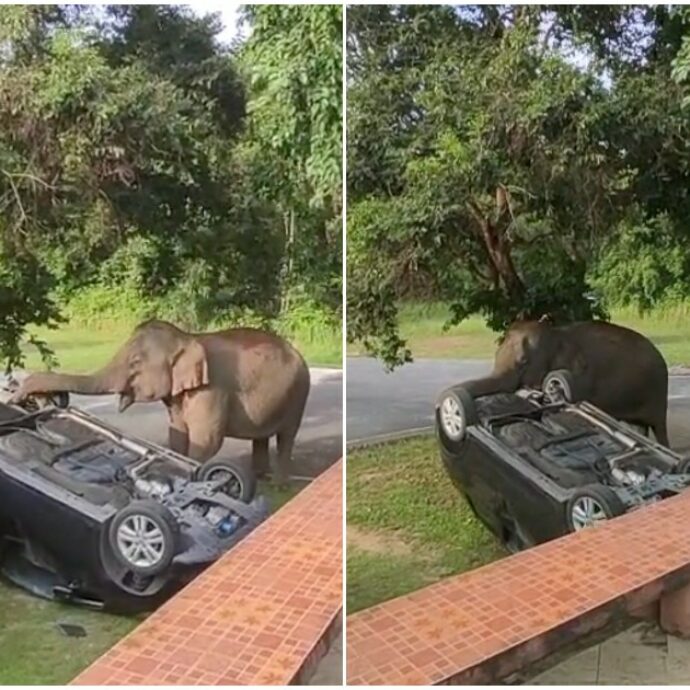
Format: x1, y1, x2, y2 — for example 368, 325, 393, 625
10, 320, 311, 483
460, 320, 669, 446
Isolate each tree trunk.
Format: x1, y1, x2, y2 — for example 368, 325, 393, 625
469, 189, 525, 300
478, 217, 524, 298
280, 209, 296, 313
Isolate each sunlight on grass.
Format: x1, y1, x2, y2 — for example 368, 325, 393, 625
24, 323, 134, 373
350, 301, 690, 365
347, 435, 505, 613
22, 318, 341, 374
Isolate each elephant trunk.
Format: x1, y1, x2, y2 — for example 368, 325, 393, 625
14, 361, 126, 400
461, 369, 521, 398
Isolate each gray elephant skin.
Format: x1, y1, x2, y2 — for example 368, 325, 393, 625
460, 320, 669, 446
12, 320, 310, 483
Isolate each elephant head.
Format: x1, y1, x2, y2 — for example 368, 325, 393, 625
462, 320, 584, 398
12, 320, 209, 412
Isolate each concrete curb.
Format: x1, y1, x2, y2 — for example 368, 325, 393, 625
347, 425, 434, 450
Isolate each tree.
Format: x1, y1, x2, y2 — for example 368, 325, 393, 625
0, 4, 341, 370
239, 4, 343, 315
347, 4, 690, 367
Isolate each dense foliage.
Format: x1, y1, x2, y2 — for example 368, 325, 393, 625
240, 5, 342, 315
347, 5, 690, 366
0, 4, 342, 369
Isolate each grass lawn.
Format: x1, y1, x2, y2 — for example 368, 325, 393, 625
260, 478, 304, 511
347, 435, 505, 613
349, 302, 690, 366
0, 581, 139, 685
23, 319, 342, 374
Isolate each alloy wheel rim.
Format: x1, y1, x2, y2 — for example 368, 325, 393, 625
116, 515, 165, 567
571, 496, 607, 530
544, 377, 565, 402
441, 396, 465, 440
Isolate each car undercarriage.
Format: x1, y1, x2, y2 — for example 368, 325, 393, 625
0, 400, 266, 611
436, 372, 690, 548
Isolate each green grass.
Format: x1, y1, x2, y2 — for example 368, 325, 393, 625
259, 478, 304, 511
24, 322, 135, 373
22, 318, 341, 374
284, 325, 342, 368
349, 301, 690, 366
347, 304, 496, 359
0, 580, 139, 685
612, 304, 690, 367
347, 435, 505, 613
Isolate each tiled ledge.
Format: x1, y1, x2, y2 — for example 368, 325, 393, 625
73, 459, 343, 686
347, 488, 690, 685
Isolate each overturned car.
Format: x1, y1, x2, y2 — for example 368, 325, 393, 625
0, 396, 266, 612
436, 370, 690, 552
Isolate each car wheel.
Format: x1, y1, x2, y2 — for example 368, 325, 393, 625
195, 458, 256, 502
50, 392, 70, 409
566, 486, 625, 533
108, 500, 177, 576
437, 387, 477, 442
542, 369, 577, 403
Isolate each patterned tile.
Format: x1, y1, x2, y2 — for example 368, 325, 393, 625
347, 490, 690, 685
72, 460, 342, 686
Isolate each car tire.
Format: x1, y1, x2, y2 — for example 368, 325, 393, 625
542, 369, 577, 403
50, 392, 70, 409
108, 500, 178, 576
437, 387, 478, 442
26, 392, 69, 411
565, 485, 625, 533
195, 457, 256, 502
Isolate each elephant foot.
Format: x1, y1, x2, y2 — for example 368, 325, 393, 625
271, 470, 290, 489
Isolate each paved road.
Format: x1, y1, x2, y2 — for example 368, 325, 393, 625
347, 357, 690, 449
69, 367, 342, 478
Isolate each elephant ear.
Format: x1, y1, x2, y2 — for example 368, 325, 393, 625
171, 340, 209, 396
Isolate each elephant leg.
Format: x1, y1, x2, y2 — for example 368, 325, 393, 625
253, 438, 270, 478
169, 424, 189, 456
275, 430, 297, 486
652, 415, 670, 448
167, 404, 189, 456
182, 389, 228, 462
187, 424, 224, 462
272, 384, 308, 486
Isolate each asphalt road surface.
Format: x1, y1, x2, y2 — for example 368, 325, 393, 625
347, 357, 690, 450
71, 367, 342, 479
